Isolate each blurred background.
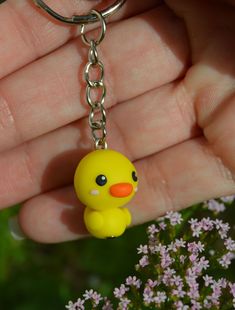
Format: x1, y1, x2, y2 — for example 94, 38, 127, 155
0, 205, 150, 310
0, 203, 234, 310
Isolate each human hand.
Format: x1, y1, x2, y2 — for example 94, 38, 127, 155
1, 0, 235, 243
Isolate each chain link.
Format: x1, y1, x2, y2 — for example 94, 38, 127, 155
81, 10, 107, 150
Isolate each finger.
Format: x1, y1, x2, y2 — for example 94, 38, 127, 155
0, 0, 158, 78
18, 137, 235, 243
0, 81, 198, 209
0, 5, 189, 151
19, 186, 87, 242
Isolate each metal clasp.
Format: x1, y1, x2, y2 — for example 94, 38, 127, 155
34, 0, 126, 25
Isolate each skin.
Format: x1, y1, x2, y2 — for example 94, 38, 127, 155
0, 0, 234, 243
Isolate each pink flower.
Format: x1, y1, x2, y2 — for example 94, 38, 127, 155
203, 275, 213, 287
147, 224, 159, 236
218, 278, 228, 288
198, 256, 210, 271
224, 238, 235, 251
207, 200, 225, 213
162, 268, 176, 285
137, 244, 148, 254
114, 284, 129, 299
169, 238, 186, 252
143, 286, 154, 304
191, 300, 202, 310
65, 299, 86, 310
214, 219, 230, 239
186, 275, 200, 299
159, 221, 167, 230
152, 243, 167, 254
174, 300, 189, 310
189, 254, 198, 263
125, 276, 142, 288
218, 252, 235, 268
189, 219, 202, 237
207, 281, 222, 306
75, 298, 85, 310
171, 275, 183, 286
83, 289, 94, 300
83, 290, 102, 306
147, 279, 158, 288
220, 195, 235, 203
118, 298, 131, 310
65, 301, 78, 310
188, 286, 200, 300
92, 292, 102, 306
200, 218, 214, 231
165, 211, 183, 226
139, 255, 149, 268
175, 238, 186, 248
185, 274, 199, 299
168, 241, 177, 252
154, 291, 167, 305
188, 241, 205, 254
189, 257, 209, 275
172, 287, 186, 298
188, 218, 199, 225
161, 252, 174, 268
102, 298, 113, 310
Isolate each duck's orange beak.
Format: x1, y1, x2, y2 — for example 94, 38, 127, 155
110, 183, 133, 198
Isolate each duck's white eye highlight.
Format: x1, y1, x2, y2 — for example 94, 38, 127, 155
90, 189, 100, 196
134, 187, 138, 193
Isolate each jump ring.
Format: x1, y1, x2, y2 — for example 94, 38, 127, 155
81, 10, 106, 46
95, 139, 107, 150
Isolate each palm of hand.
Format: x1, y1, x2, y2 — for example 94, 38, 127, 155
0, 0, 234, 243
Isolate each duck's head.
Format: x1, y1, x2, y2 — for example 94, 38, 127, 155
74, 149, 138, 210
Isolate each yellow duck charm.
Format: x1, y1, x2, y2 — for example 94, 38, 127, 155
74, 149, 138, 239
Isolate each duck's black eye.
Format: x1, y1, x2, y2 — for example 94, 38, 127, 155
96, 175, 107, 186
132, 171, 138, 182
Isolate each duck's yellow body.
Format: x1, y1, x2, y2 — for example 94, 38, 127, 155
74, 149, 138, 239
84, 207, 131, 239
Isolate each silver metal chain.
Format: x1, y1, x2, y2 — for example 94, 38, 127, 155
33, 1, 127, 149
81, 10, 107, 150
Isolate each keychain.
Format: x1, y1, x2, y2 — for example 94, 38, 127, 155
34, 0, 138, 239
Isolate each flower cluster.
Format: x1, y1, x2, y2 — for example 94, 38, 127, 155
65, 196, 235, 309
204, 196, 235, 214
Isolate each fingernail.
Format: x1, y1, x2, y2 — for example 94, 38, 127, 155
8, 216, 26, 240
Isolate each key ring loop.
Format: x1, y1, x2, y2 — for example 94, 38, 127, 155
81, 10, 106, 46
34, 0, 126, 25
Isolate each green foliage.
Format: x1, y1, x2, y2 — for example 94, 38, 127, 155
0, 206, 149, 310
